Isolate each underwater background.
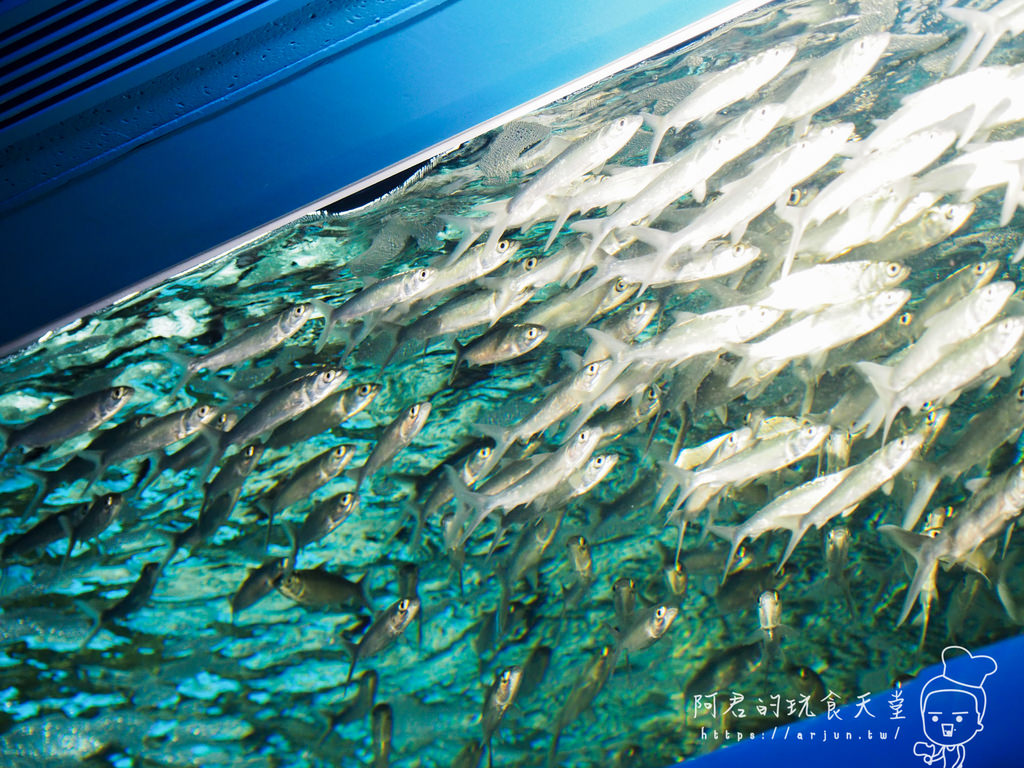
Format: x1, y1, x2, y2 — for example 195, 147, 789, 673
2, 0, 1024, 766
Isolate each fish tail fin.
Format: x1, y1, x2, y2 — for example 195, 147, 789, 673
444, 466, 489, 545
941, 5, 1000, 73
354, 572, 373, 612
76, 600, 103, 651
569, 219, 608, 264
662, 463, 696, 511
725, 349, 757, 389
546, 728, 563, 768
544, 206, 574, 251
159, 349, 195, 397
643, 112, 667, 165
341, 639, 360, 687
311, 299, 338, 354
282, 521, 300, 572
778, 215, 807, 280
776, 522, 809, 575
448, 339, 466, 386
1000, 163, 1021, 227
58, 515, 76, 573
581, 328, 633, 374
879, 524, 939, 626
853, 361, 897, 434
440, 216, 487, 265
903, 464, 941, 530
18, 467, 50, 522
705, 524, 739, 582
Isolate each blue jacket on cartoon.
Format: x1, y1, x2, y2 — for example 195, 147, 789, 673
913, 646, 997, 768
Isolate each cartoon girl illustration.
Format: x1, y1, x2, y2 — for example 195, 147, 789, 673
913, 646, 997, 768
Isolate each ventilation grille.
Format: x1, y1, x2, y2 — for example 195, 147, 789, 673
0, 0, 274, 132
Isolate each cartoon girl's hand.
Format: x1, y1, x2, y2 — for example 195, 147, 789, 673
913, 741, 936, 763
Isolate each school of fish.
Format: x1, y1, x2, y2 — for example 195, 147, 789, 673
1, 0, 1024, 766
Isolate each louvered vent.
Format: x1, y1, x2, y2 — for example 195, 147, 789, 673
0, 0, 274, 132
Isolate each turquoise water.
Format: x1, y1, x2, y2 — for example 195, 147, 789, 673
2, 0, 1024, 766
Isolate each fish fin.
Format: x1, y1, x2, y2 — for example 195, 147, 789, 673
903, 465, 940, 530
692, 179, 707, 204
878, 524, 939, 626
941, 6, 995, 73
58, 515, 76, 573
776, 520, 813, 575
791, 115, 812, 140
311, 299, 338, 354
881, 478, 895, 496
699, 279, 744, 305
582, 327, 631, 365
159, 349, 196, 396
642, 112, 669, 165
1000, 163, 1022, 227
544, 204, 574, 251
712, 405, 728, 426
964, 477, 989, 494
778, 211, 807, 279
445, 466, 491, 546
725, 349, 757, 389
661, 463, 696, 513
76, 600, 103, 651
448, 339, 466, 386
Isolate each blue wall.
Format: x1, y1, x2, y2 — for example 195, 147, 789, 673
0, 0, 746, 354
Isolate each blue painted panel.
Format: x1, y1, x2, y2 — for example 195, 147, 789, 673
0, 0, 740, 354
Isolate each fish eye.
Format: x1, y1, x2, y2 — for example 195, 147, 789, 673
586, 363, 598, 375
417, 268, 430, 280
633, 302, 645, 314
656, 606, 666, 618
885, 263, 901, 277
787, 188, 802, 205
115, 386, 131, 398
501, 670, 512, 683
479, 446, 492, 458
944, 207, 957, 220
578, 537, 587, 548
323, 370, 337, 382
244, 445, 256, 458
333, 446, 347, 457
614, 278, 628, 292
616, 118, 627, 128
922, 400, 934, 411
593, 456, 606, 467
733, 245, 744, 255
524, 257, 538, 270
973, 263, 985, 275
104, 494, 117, 505
927, 529, 940, 538
1016, 385, 1024, 401
357, 384, 373, 397
526, 327, 540, 339
803, 426, 816, 436
293, 305, 308, 316
197, 405, 212, 417
646, 386, 657, 399
926, 411, 937, 425
578, 430, 591, 442
898, 312, 912, 325
897, 437, 909, 448
408, 404, 421, 417
398, 598, 410, 612
497, 240, 510, 253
